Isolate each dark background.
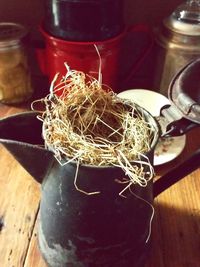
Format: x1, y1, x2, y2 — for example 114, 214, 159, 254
0, 0, 183, 32
0, 0, 184, 91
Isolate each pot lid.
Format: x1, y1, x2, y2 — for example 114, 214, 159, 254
164, 0, 200, 36
168, 58, 200, 124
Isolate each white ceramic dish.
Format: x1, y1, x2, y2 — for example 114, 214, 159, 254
118, 89, 186, 165
153, 134, 186, 166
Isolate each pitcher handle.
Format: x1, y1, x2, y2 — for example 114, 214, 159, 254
153, 148, 200, 197
159, 104, 199, 137
122, 24, 154, 86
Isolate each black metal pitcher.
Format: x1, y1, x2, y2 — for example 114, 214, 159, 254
0, 59, 200, 267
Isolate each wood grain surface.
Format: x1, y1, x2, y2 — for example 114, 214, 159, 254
0, 104, 200, 267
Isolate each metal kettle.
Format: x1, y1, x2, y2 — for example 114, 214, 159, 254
0, 59, 200, 267
154, 0, 200, 96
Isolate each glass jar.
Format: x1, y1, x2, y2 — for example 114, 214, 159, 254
154, 0, 200, 96
0, 22, 33, 104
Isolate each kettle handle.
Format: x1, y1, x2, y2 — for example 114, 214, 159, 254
160, 104, 199, 137
162, 117, 198, 137
153, 148, 200, 197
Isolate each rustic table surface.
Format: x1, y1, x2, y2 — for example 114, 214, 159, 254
0, 99, 200, 267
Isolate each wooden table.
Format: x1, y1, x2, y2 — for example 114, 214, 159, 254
0, 103, 200, 267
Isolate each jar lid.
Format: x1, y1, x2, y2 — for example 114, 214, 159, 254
0, 22, 28, 47
168, 58, 200, 124
164, 0, 200, 36
159, 58, 200, 137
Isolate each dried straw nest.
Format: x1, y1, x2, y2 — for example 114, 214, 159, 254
34, 66, 158, 188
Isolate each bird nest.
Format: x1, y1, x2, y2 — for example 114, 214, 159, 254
33, 65, 158, 189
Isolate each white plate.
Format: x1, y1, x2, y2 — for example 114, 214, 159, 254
154, 134, 186, 165
117, 89, 186, 165
118, 89, 170, 116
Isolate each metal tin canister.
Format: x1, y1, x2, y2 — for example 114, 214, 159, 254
0, 22, 33, 104
43, 0, 124, 41
153, 1, 200, 96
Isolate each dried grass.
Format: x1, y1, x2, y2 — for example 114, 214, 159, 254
32, 65, 158, 189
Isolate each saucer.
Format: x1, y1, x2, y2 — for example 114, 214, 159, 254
154, 134, 186, 166
117, 89, 186, 165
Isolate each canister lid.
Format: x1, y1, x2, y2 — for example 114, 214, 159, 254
164, 0, 200, 36
0, 22, 28, 47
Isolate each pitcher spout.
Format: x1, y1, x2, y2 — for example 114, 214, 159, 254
0, 111, 53, 183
